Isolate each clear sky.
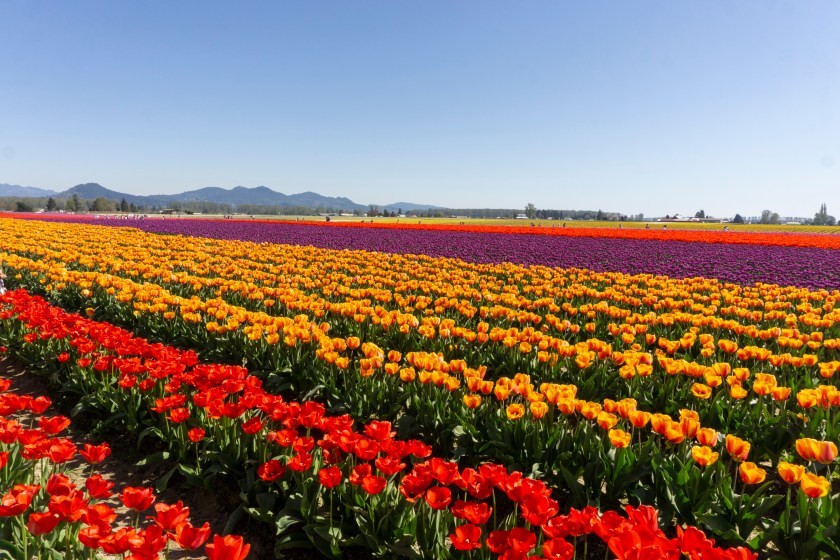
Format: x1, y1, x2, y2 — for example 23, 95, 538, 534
1, 1, 838, 218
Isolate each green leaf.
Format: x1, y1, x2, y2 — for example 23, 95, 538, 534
0, 540, 19, 560
155, 466, 178, 492
223, 504, 246, 536
136, 450, 170, 467
698, 513, 744, 544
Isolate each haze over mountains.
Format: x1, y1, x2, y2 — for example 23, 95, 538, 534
0, 182, 442, 213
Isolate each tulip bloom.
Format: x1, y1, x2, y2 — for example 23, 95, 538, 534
424, 486, 452, 510
206, 534, 250, 560
463, 394, 482, 409
777, 462, 805, 484
529, 401, 549, 420
188, 428, 206, 443
257, 460, 286, 482
738, 462, 766, 485
691, 383, 712, 399
506, 403, 525, 421
695, 428, 718, 447
725, 435, 750, 462
85, 474, 115, 499
176, 522, 211, 550
800, 473, 830, 499
450, 524, 482, 551
608, 429, 632, 449
150, 501, 190, 532
119, 486, 156, 512
80, 443, 111, 464
691, 446, 719, 467
318, 466, 342, 489
26, 511, 60, 536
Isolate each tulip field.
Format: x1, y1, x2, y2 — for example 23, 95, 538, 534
0, 216, 838, 559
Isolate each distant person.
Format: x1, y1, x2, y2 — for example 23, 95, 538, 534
562, 223, 566, 228
325, 216, 330, 222
663, 224, 667, 229
645, 223, 650, 229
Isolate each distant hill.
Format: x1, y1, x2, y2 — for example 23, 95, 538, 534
382, 202, 445, 213
0, 183, 58, 197
0, 181, 439, 213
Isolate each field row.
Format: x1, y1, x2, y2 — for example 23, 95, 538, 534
10, 215, 840, 289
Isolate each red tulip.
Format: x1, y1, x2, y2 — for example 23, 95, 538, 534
450, 524, 482, 551
0, 484, 40, 516
176, 522, 211, 550
206, 534, 250, 560
45, 473, 75, 496
80, 442, 111, 464
424, 486, 452, 510
361, 475, 387, 495
85, 474, 115, 499
150, 500, 190, 531
543, 538, 575, 560
257, 459, 286, 482
318, 466, 342, 489
46, 439, 76, 463
26, 511, 60, 535
38, 415, 71, 434
188, 428, 206, 442
120, 486, 156, 512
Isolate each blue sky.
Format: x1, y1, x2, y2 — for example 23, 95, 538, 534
1, 1, 838, 218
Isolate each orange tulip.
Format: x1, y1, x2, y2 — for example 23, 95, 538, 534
529, 401, 549, 420
506, 403, 525, 421
777, 462, 805, 484
771, 386, 791, 401
795, 438, 838, 464
725, 435, 750, 462
680, 416, 699, 438
691, 383, 712, 399
691, 446, 719, 467
596, 412, 619, 430
738, 462, 766, 484
463, 395, 482, 409
608, 429, 632, 449
695, 428, 718, 447
729, 385, 748, 400
628, 410, 651, 428
579, 402, 601, 420
800, 472, 830, 499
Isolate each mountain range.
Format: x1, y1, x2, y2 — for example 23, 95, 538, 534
0, 182, 442, 213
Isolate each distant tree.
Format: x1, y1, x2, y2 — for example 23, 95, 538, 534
525, 203, 537, 219
733, 214, 745, 224
813, 203, 835, 226
65, 193, 82, 212
46, 197, 57, 211
761, 210, 772, 224
129, 203, 137, 213
596, 209, 604, 220
695, 209, 705, 219
91, 197, 114, 212
15, 201, 33, 212
119, 198, 129, 212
